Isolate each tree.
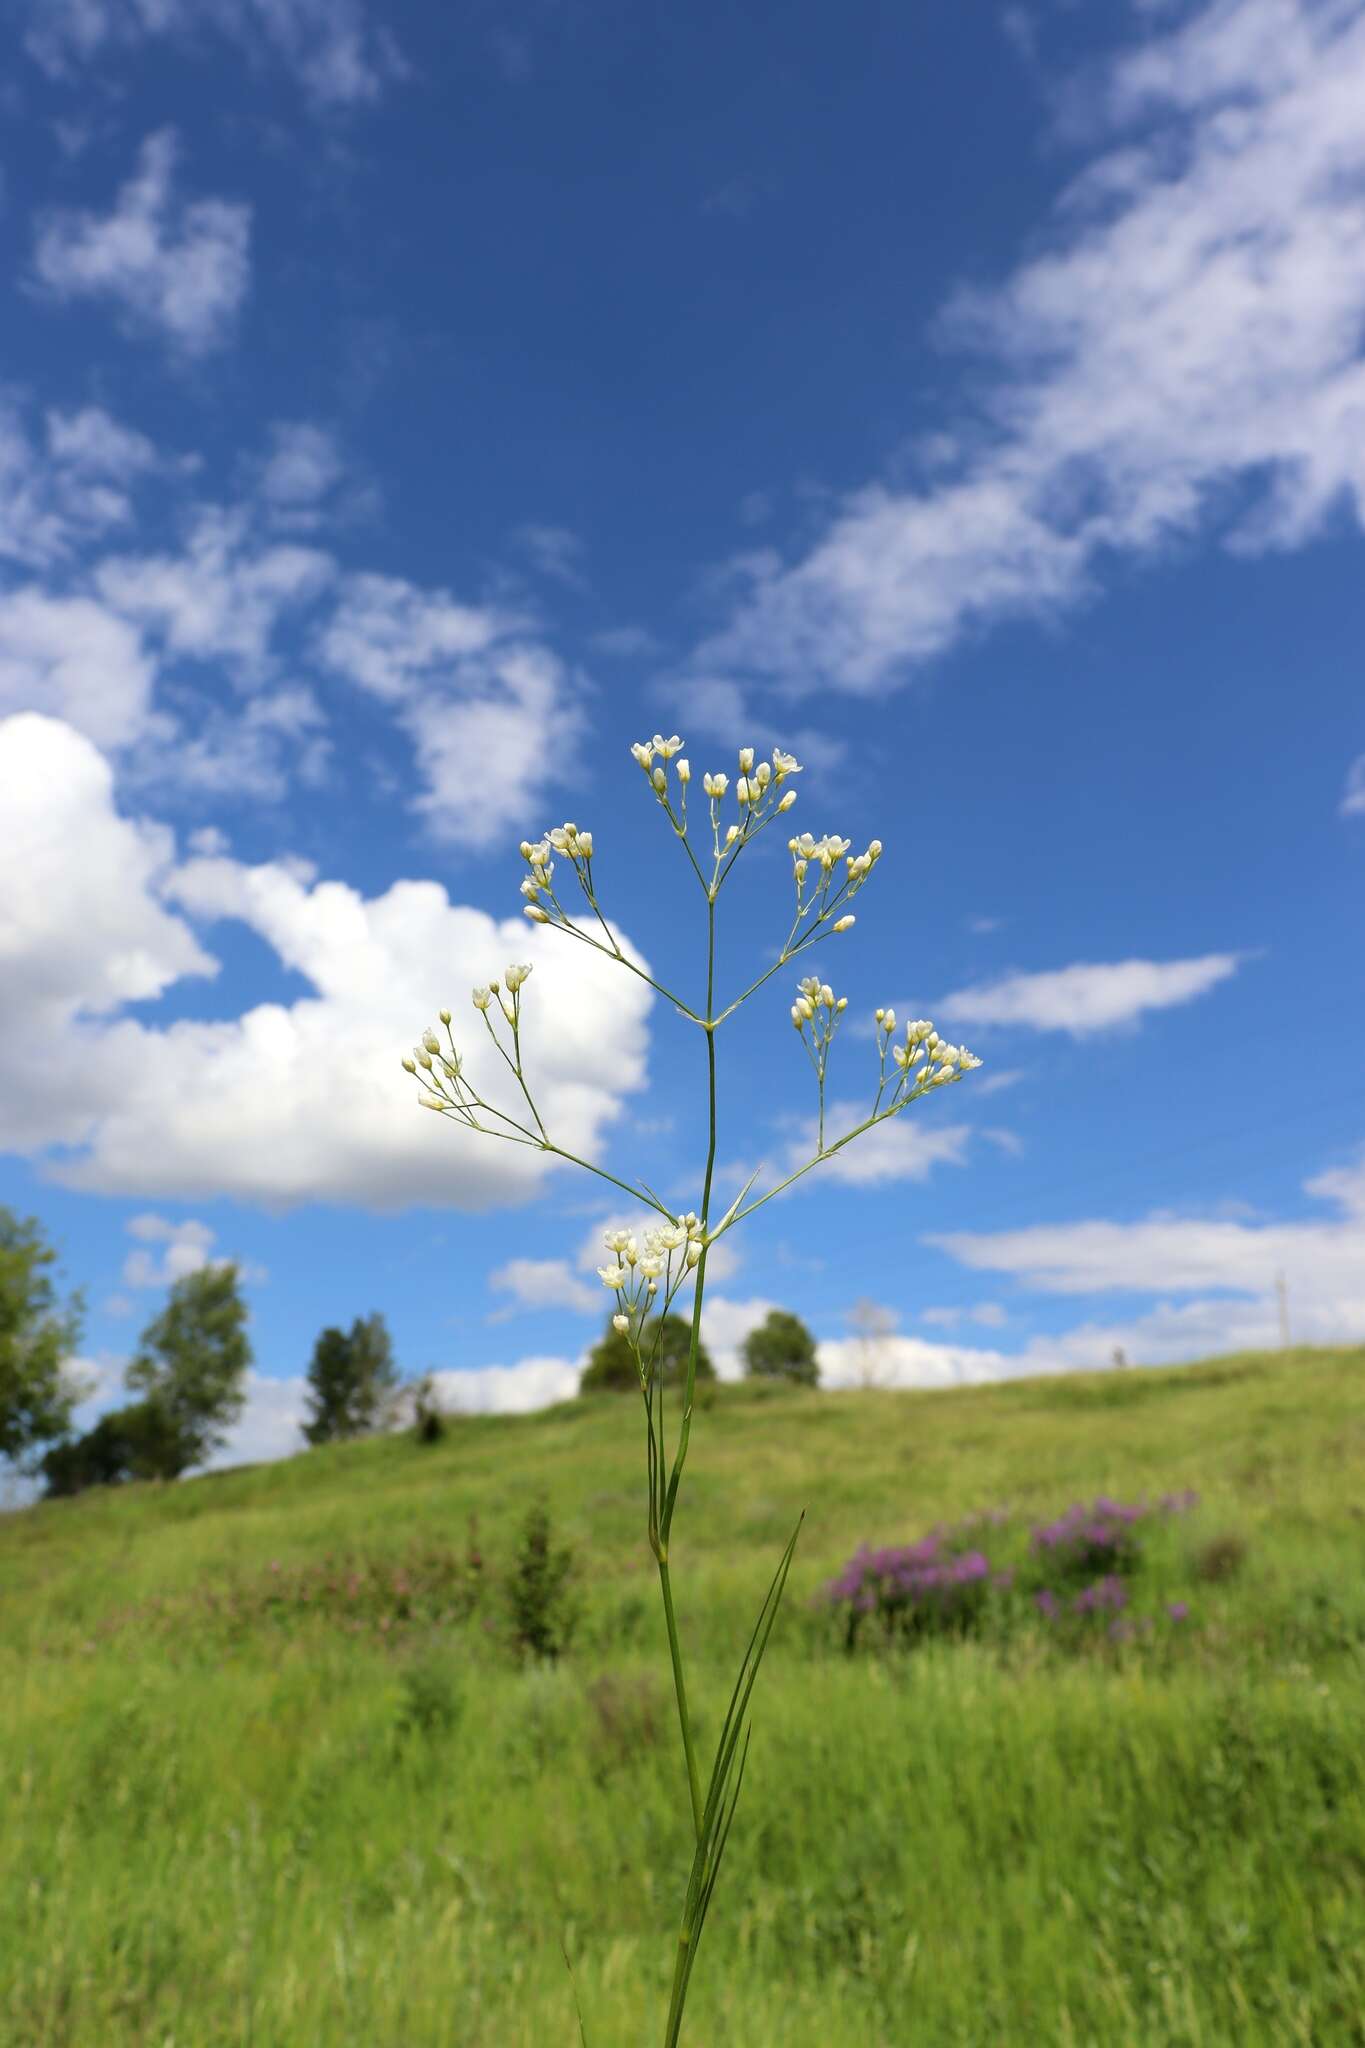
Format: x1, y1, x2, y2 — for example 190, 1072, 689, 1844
41, 1400, 182, 1497
124, 1263, 252, 1477
302, 1312, 398, 1444
0, 1208, 83, 1470
579, 1311, 716, 1394
742, 1309, 820, 1387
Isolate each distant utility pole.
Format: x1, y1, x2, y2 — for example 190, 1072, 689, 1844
1275, 1270, 1291, 1349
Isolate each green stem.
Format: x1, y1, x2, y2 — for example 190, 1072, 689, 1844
657, 1555, 704, 1840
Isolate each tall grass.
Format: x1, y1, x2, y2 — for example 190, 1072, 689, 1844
3, 1344, 1364, 2045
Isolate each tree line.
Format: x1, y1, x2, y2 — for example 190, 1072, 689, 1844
2, 1204, 821, 1498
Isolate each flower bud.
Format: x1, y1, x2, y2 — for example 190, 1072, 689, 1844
652, 765, 666, 792
420, 1091, 445, 1110
833, 915, 856, 932
735, 776, 750, 805
612, 1313, 630, 1335
422, 1029, 441, 1053
577, 830, 593, 855
472, 986, 491, 1010
725, 824, 739, 844
401, 1057, 416, 1073
778, 789, 797, 811
883, 1008, 896, 1034
676, 759, 691, 784
439, 1008, 451, 1025
416, 1049, 433, 1069
685, 1240, 702, 1267
791, 1004, 804, 1029
524, 905, 550, 922
738, 746, 754, 772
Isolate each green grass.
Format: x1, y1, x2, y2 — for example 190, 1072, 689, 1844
3, 1345, 1364, 2046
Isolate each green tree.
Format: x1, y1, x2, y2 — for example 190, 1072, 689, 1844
741, 1308, 820, 1387
124, 1263, 252, 1477
579, 1311, 716, 1394
41, 1400, 182, 1497
302, 1312, 398, 1445
0, 1208, 83, 1470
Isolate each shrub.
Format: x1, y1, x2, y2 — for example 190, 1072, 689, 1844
826, 1535, 993, 1651
505, 1499, 578, 1661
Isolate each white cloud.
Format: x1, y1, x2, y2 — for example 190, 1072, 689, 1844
211, 1370, 310, 1468
121, 1211, 267, 1288
0, 714, 653, 1208
2, 395, 171, 566
698, 0, 1365, 691
700, 1292, 780, 1379
32, 130, 250, 357
513, 523, 588, 589
123, 1212, 217, 1287
488, 1257, 599, 1315
258, 423, 345, 520
318, 572, 586, 846
817, 1329, 1020, 1391
922, 1301, 1009, 1329
941, 954, 1241, 1036
933, 1146, 1365, 1335
24, 0, 404, 109
0, 587, 158, 748
775, 1104, 973, 1188
96, 505, 333, 672
1342, 753, 1365, 817
429, 1356, 582, 1414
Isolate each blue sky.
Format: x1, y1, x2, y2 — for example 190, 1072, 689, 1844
1, 0, 1362, 1467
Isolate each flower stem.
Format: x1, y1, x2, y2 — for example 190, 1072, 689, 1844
657, 1554, 704, 1840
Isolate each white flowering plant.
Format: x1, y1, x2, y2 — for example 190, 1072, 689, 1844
404, 733, 981, 2044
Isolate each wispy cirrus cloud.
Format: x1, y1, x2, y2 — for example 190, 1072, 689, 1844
23, 0, 405, 109
695, 0, 1365, 694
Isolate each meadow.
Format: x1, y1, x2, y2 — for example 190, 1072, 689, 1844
3, 1344, 1363, 2048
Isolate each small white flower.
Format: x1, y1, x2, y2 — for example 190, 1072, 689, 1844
725, 824, 739, 844
738, 746, 754, 773
598, 1264, 627, 1289
631, 741, 654, 769
652, 765, 667, 792
778, 789, 797, 811
639, 1256, 664, 1279
676, 759, 691, 784
685, 1240, 702, 1267
439, 1008, 452, 1025
604, 1228, 632, 1254
791, 1004, 805, 1029
882, 1007, 896, 1034
472, 986, 492, 1010
653, 733, 684, 759
735, 775, 751, 805
772, 747, 802, 781
422, 1029, 441, 1053
416, 1048, 433, 1070
704, 771, 728, 799
612, 1312, 630, 1335
577, 829, 594, 856
754, 760, 771, 790
520, 877, 542, 899
833, 915, 856, 932
504, 962, 533, 992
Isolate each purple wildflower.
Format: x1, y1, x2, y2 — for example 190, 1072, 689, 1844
1167, 1600, 1190, 1623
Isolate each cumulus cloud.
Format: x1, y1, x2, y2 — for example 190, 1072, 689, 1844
428, 1356, 582, 1415
318, 572, 586, 846
121, 1211, 267, 1288
698, 0, 1365, 692
32, 130, 250, 357
23, 0, 404, 109
940, 954, 1242, 1036
0, 587, 158, 748
0, 714, 652, 1208
488, 1257, 599, 1316
771, 1104, 973, 1189
258, 423, 346, 525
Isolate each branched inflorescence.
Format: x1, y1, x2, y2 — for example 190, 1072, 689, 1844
399, 729, 985, 2048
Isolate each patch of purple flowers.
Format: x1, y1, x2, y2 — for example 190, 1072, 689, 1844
826, 1533, 991, 1650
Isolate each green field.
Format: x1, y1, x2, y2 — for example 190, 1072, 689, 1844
3, 1345, 1363, 2047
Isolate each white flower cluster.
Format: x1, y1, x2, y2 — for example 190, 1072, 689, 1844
789, 831, 881, 931
402, 963, 538, 1114
875, 1010, 982, 1096
598, 1216, 706, 1351
790, 974, 848, 1034
630, 734, 803, 854
519, 825, 594, 925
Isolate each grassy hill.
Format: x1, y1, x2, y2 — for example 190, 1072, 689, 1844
3, 1345, 1363, 2046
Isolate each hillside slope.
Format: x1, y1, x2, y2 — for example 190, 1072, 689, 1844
4, 1345, 1363, 2046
